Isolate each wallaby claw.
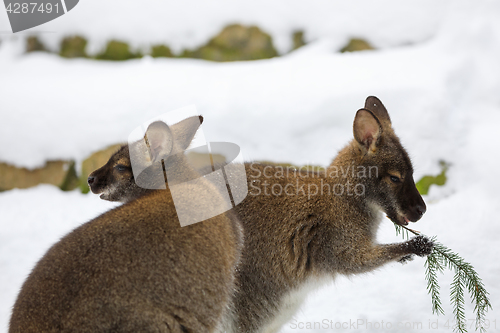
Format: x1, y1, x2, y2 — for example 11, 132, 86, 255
399, 254, 414, 264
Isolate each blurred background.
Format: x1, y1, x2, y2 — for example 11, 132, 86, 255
1, 0, 500, 332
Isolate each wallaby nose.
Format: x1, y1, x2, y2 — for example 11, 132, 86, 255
415, 202, 426, 219
416, 204, 426, 217
87, 176, 95, 185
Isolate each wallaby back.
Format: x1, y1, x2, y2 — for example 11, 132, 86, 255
9, 116, 243, 333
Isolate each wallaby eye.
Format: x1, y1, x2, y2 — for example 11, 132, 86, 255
390, 175, 400, 183
115, 165, 128, 172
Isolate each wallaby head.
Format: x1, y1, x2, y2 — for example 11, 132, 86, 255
343, 96, 426, 225
88, 115, 203, 202
10, 115, 243, 333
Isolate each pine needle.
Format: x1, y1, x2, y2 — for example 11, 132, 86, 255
394, 223, 491, 333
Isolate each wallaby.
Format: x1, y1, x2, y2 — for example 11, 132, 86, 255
9, 116, 243, 333
88, 97, 433, 333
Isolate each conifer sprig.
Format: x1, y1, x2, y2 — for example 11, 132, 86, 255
425, 238, 445, 316
394, 223, 491, 333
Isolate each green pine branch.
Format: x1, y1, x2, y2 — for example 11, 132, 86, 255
394, 223, 491, 333
425, 238, 445, 316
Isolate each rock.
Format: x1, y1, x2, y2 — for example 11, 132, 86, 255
182, 24, 278, 61
60, 35, 88, 58
95, 40, 142, 61
0, 160, 78, 191
340, 38, 374, 53
291, 30, 306, 51
151, 44, 174, 58
26, 36, 46, 53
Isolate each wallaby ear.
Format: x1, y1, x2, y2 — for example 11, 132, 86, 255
353, 109, 382, 152
170, 115, 203, 151
364, 96, 391, 127
144, 121, 174, 162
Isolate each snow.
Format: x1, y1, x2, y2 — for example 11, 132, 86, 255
1, 0, 500, 332
0, 0, 449, 54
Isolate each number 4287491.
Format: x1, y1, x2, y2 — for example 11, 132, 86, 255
6, 2, 60, 14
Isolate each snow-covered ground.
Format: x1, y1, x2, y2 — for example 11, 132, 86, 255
1, 0, 500, 332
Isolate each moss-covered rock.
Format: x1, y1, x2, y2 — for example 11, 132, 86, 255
182, 24, 278, 62
416, 161, 448, 195
95, 40, 142, 61
60, 161, 79, 191
79, 144, 123, 193
0, 160, 78, 191
60, 35, 88, 58
151, 44, 174, 58
291, 30, 306, 51
26, 36, 46, 53
340, 38, 374, 53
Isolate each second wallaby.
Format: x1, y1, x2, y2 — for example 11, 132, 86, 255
89, 97, 433, 333
9, 116, 243, 333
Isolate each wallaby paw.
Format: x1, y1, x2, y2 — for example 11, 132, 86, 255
399, 254, 414, 264
408, 235, 434, 257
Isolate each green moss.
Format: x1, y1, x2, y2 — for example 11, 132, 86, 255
340, 38, 374, 53
291, 30, 306, 51
416, 161, 449, 195
59, 161, 79, 191
60, 35, 88, 58
95, 40, 142, 61
181, 24, 278, 62
151, 44, 174, 58
80, 183, 90, 194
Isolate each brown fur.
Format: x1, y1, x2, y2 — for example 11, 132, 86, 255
9, 116, 243, 333
84, 97, 432, 333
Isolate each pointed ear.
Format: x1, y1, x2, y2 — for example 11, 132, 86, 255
353, 109, 382, 152
144, 121, 173, 162
364, 96, 391, 127
170, 115, 203, 151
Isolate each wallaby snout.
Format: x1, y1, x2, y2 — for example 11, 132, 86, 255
404, 178, 426, 222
